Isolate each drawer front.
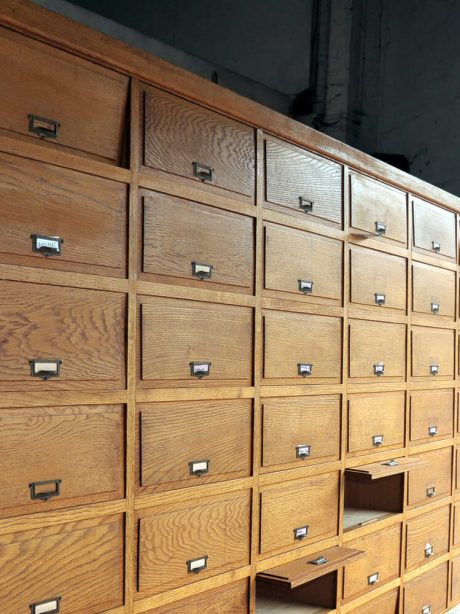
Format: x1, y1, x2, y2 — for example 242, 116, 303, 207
452, 555, 460, 603
413, 197, 456, 259
454, 504, 460, 546
349, 173, 407, 244
412, 261, 455, 319
265, 137, 342, 225
138, 399, 252, 490
350, 246, 406, 311
409, 389, 454, 445
140, 296, 253, 386
143, 86, 255, 198
260, 472, 339, 555
137, 491, 251, 596
343, 523, 401, 601
405, 505, 450, 571
0, 27, 128, 163
407, 447, 452, 508
264, 223, 342, 302
347, 391, 405, 455
349, 319, 406, 380
0, 281, 126, 390
404, 562, 448, 614
411, 326, 454, 379
151, 580, 248, 613
0, 513, 124, 614
262, 395, 340, 468
0, 153, 127, 276
263, 310, 342, 383
348, 588, 399, 614
456, 445, 460, 492
142, 191, 254, 291
0, 404, 124, 517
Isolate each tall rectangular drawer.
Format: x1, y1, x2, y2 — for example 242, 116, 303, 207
0, 513, 124, 614
142, 191, 254, 293
405, 505, 450, 571
0, 152, 127, 276
347, 391, 405, 456
148, 580, 248, 613
411, 326, 454, 379
350, 246, 406, 311
412, 261, 456, 319
138, 399, 252, 491
407, 447, 452, 508
137, 490, 251, 597
409, 389, 454, 445
263, 310, 342, 384
142, 85, 255, 199
264, 136, 342, 226
259, 472, 339, 556
404, 562, 448, 614
342, 523, 402, 601
452, 555, 460, 604
456, 445, 460, 492
347, 588, 399, 614
349, 172, 407, 245
264, 223, 342, 304
262, 395, 340, 469
454, 503, 460, 546
413, 197, 456, 260
0, 281, 126, 391
140, 296, 253, 387
0, 27, 128, 163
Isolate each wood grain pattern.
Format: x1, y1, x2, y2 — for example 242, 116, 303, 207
407, 447, 453, 508
411, 326, 455, 379
412, 197, 457, 260
403, 561, 448, 614
452, 555, 460, 604
346, 587, 399, 614
409, 389, 454, 445
412, 261, 456, 319
405, 504, 450, 571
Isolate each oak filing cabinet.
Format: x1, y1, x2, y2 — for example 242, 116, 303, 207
1, 2, 460, 613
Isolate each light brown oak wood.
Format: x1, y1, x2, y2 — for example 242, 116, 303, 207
452, 555, 460, 604
409, 389, 454, 445
345, 457, 428, 480
403, 561, 448, 614
346, 587, 399, 614
411, 326, 455, 379
407, 447, 453, 508
413, 197, 457, 260
145, 580, 249, 613
405, 504, 450, 572
412, 261, 456, 319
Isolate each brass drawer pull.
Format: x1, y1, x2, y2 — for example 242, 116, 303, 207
428, 425, 438, 437
293, 525, 309, 541
375, 221, 386, 235
29, 359, 62, 380
187, 555, 208, 574
298, 197, 314, 213
298, 279, 314, 294
424, 542, 434, 558
374, 293, 386, 306
190, 361, 211, 378
192, 162, 213, 181
373, 362, 384, 376
298, 363, 313, 377
296, 444, 311, 459
29, 597, 62, 614
29, 479, 62, 502
28, 114, 60, 139
422, 606, 432, 614
31, 234, 63, 257
430, 364, 439, 376
309, 555, 328, 565
426, 486, 436, 498
432, 241, 441, 252
191, 261, 213, 280
189, 460, 210, 476
431, 302, 440, 314
367, 572, 379, 585
372, 434, 384, 447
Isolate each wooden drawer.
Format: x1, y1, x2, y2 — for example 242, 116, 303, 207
138, 399, 252, 491
456, 445, 460, 492
342, 523, 401, 601
142, 86, 255, 199
0, 281, 125, 391
411, 326, 454, 379
263, 310, 342, 383
348, 319, 406, 381
407, 447, 452, 508
142, 191, 254, 292
347, 391, 405, 456
409, 389, 454, 445
454, 503, 460, 546
350, 246, 406, 311
413, 197, 456, 260
0, 152, 127, 276
264, 223, 342, 304
0, 27, 128, 163
349, 173, 407, 244
262, 395, 340, 469
405, 505, 450, 571
0, 513, 124, 614
150, 580, 248, 613
140, 296, 253, 387
347, 588, 399, 614
137, 490, 251, 596
404, 562, 448, 614
452, 555, 460, 604
412, 261, 456, 319
0, 404, 124, 518
264, 136, 342, 226
259, 472, 339, 556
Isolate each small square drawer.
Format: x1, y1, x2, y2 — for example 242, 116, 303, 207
347, 391, 405, 456
452, 555, 460, 604
349, 172, 407, 245
263, 310, 342, 384
407, 447, 452, 508
409, 389, 454, 445
349, 246, 406, 311
405, 505, 450, 571
412, 261, 456, 319
262, 395, 340, 469
137, 399, 252, 491
347, 588, 399, 614
404, 562, 448, 614
264, 136, 342, 226
142, 85, 255, 199
136, 490, 251, 597
413, 197, 456, 260
259, 472, 339, 556
348, 319, 406, 381
342, 523, 402, 601
141, 191, 254, 293
0, 513, 124, 614
411, 326, 454, 379
149, 580, 248, 613
264, 223, 342, 304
